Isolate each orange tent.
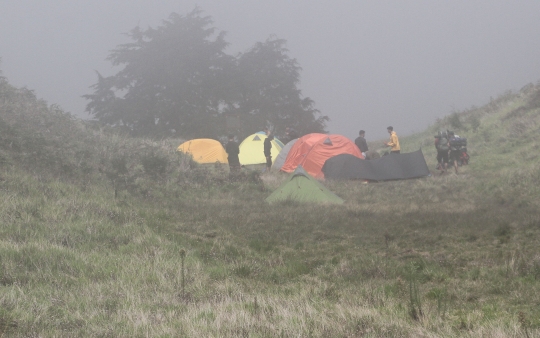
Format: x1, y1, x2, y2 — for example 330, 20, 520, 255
281, 134, 363, 178
177, 139, 228, 164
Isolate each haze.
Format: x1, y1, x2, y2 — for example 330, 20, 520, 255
2, 0, 540, 140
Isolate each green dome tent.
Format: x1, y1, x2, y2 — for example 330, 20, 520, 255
265, 166, 344, 204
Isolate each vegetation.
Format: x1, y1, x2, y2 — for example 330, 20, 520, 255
84, 9, 327, 140
2, 69, 540, 336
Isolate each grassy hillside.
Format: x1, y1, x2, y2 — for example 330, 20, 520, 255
1, 72, 540, 337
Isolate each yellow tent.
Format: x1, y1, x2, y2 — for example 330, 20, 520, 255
239, 133, 282, 165
177, 139, 228, 164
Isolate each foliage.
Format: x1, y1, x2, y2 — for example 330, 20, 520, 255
468, 114, 481, 132
84, 9, 233, 138
3, 69, 540, 336
0, 71, 196, 195
448, 112, 466, 132
140, 151, 169, 179
228, 38, 328, 136
84, 9, 326, 139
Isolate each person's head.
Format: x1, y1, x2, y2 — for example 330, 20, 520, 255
387, 126, 393, 134
264, 128, 270, 135
359, 130, 365, 137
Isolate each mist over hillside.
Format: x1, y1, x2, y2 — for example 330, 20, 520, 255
3, 2, 540, 141
1, 70, 540, 336
2, 68, 540, 206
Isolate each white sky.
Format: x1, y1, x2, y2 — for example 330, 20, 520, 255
1, 0, 540, 140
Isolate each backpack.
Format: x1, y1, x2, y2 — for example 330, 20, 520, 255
437, 137, 449, 151
449, 137, 465, 150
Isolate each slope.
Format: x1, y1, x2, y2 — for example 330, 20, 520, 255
1, 70, 540, 337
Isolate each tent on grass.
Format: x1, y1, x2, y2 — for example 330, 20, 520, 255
255, 131, 285, 148
265, 166, 344, 204
177, 139, 228, 164
281, 133, 363, 179
271, 138, 298, 171
239, 132, 283, 166
321, 150, 430, 181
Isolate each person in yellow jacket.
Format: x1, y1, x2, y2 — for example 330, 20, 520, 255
384, 126, 400, 154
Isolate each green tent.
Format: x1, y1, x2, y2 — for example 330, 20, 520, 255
265, 166, 344, 204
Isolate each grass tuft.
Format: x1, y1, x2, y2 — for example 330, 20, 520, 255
1, 73, 540, 336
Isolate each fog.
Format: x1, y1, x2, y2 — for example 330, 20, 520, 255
2, 0, 540, 140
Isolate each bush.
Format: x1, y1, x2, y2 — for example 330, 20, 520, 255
468, 115, 481, 133
448, 112, 466, 131
140, 152, 169, 179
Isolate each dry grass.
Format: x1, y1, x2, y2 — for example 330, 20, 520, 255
1, 74, 540, 336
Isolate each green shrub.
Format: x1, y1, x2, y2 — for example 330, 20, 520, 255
448, 112, 466, 131
140, 151, 169, 179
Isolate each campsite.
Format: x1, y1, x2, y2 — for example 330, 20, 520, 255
1, 70, 540, 336
2, 3, 540, 336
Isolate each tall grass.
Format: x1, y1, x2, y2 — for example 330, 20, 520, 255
1, 73, 540, 336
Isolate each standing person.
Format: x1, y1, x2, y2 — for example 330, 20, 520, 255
285, 127, 298, 143
264, 129, 274, 172
384, 126, 400, 154
435, 131, 449, 174
225, 135, 240, 173
434, 132, 441, 169
355, 130, 369, 158
448, 131, 460, 174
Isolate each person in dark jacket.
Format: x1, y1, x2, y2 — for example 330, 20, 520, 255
435, 132, 449, 174
285, 127, 299, 144
355, 130, 368, 158
448, 131, 460, 174
225, 135, 240, 172
264, 130, 274, 171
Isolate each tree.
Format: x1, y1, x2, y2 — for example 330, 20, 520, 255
85, 10, 327, 139
84, 8, 234, 138
227, 38, 327, 137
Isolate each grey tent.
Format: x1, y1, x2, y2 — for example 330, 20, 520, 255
322, 150, 430, 181
272, 138, 298, 171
